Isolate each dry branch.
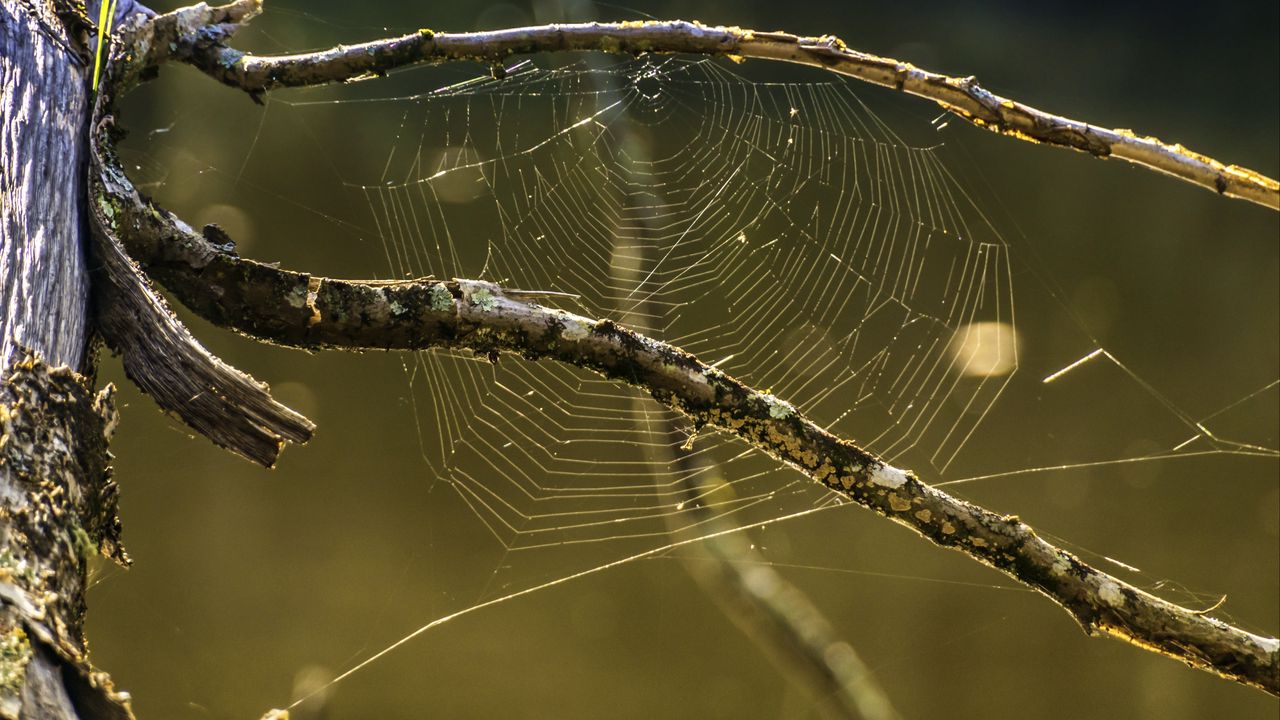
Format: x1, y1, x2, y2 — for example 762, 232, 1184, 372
88, 14, 1280, 689
89, 178, 314, 467
86, 3, 314, 467
168, 0, 1279, 210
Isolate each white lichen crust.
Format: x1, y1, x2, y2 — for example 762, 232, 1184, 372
1098, 580, 1126, 608
869, 463, 908, 489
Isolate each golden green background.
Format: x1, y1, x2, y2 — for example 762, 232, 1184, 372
86, 1, 1277, 718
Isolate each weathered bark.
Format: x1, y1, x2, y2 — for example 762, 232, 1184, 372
0, 360, 130, 720
1, 0, 91, 373
0, 1, 132, 717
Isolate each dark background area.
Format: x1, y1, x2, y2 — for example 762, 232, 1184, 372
85, 1, 1277, 718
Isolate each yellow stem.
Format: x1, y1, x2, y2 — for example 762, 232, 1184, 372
91, 0, 119, 91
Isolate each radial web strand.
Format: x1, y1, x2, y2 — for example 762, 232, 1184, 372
305, 56, 1014, 561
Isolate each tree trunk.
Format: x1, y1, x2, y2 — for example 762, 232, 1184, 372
1, 1, 130, 717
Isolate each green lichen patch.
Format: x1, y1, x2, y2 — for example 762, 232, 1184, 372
97, 195, 117, 222
0, 627, 31, 698
0, 550, 36, 587
560, 316, 588, 340
429, 284, 454, 313
72, 525, 98, 564
759, 393, 795, 419
1098, 581, 1126, 608
285, 284, 309, 309
469, 288, 498, 312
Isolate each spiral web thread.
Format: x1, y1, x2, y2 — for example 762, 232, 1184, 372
320, 56, 1017, 555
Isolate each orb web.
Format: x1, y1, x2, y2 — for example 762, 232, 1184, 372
323, 56, 1017, 556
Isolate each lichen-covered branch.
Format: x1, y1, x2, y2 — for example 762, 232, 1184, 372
89, 37, 1280, 689
0, 359, 133, 720
169, 0, 1277, 210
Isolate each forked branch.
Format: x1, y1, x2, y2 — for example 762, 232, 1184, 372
163, 0, 1279, 210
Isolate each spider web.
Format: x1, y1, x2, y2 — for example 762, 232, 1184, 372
319, 55, 1017, 561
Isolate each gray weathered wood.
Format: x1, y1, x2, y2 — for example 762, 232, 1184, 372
1, 2, 133, 717
1, 0, 91, 372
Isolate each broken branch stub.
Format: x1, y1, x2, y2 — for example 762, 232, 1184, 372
88, 10, 312, 466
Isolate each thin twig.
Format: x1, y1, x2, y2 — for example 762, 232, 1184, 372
611, 123, 895, 716
168, 0, 1278, 210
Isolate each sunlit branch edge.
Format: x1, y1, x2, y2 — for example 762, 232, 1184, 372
169, 0, 1279, 211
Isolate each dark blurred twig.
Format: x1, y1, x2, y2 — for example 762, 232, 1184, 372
663, 442, 900, 720
607, 117, 897, 715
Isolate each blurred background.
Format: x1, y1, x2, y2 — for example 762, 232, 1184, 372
86, 1, 1277, 718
